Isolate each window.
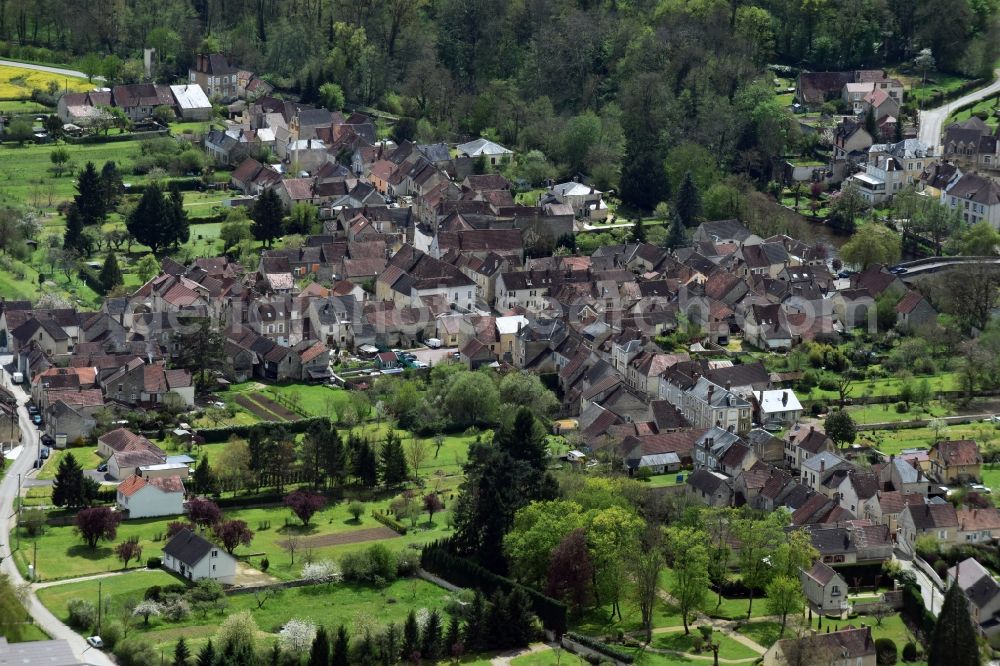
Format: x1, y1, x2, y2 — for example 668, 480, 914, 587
831, 585, 840, 596
212, 550, 218, 557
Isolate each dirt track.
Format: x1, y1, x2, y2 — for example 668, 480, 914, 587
278, 526, 399, 549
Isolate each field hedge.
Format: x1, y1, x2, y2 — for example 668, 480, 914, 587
371, 510, 407, 535
420, 541, 567, 634
196, 415, 330, 442
564, 632, 635, 663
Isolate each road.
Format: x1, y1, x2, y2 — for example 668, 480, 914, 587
0, 359, 114, 665
0, 58, 100, 83
918, 69, 1000, 150
896, 555, 943, 617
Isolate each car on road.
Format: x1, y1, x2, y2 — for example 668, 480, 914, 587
97, 462, 108, 473
837, 270, 852, 279
41, 434, 55, 447
86, 636, 104, 649
40, 447, 50, 459
890, 266, 908, 274
31, 414, 42, 426
970, 483, 992, 494
26, 404, 38, 415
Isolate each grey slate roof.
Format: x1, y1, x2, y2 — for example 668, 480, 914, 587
163, 527, 215, 566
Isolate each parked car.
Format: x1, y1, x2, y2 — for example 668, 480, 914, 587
86, 636, 104, 649
837, 270, 852, 279
26, 404, 38, 416
890, 266, 908, 274
31, 414, 42, 426
97, 462, 108, 473
40, 447, 50, 459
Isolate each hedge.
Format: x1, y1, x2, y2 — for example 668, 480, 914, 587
901, 583, 935, 636
421, 541, 567, 634
915, 77, 990, 110
196, 415, 330, 442
371, 510, 407, 535
564, 632, 635, 664
124, 177, 205, 194
64, 129, 170, 145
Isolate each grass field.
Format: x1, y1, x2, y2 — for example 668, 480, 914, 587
651, 631, 759, 661
864, 422, 1000, 456
36, 446, 103, 479
0, 99, 52, 113
39, 573, 454, 652
0, 64, 91, 99
801, 372, 962, 402
14, 488, 456, 582
893, 70, 977, 104
736, 620, 784, 648
947, 94, 1000, 128
846, 400, 954, 425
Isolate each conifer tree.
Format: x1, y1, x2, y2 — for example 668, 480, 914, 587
74, 161, 106, 226
195, 639, 215, 666
402, 610, 419, 661
421, 609, 443, 661
127, 182, 169, 254
166, 183, 190, 249
251, 188, 285, 247
98, 252, 123, 293
379, 432, 409, 486
52, 453, 86, 508
308, 625, 330, 666
631, 218, 647, 243
100, 161, 124, 210
331, 625, 349, 666
929, 583, 981, 666
675, 170, 702, 227
63, 204, 88, 254
172, 637, 191, 666
352, 439, 378, 488
665, 210, 687, 249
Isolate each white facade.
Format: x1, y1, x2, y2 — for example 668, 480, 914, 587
116, 480, 184, 519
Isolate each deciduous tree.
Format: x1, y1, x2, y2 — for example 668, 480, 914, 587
284, 489, 327, 526
212, 519, 253, 554
75, 506, 121, 548
666, 526, 709, 634
115, 536, 142, 568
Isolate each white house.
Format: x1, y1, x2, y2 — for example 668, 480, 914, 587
941, 172, 1000, 228
169, 84, 212, 120
848, 139, 933, 204
116, 474, 185, 519
162, 527, 237, 584
455, 138, 513, 165
543, 182, 609, 220
753, 389, 803, 426
801, 560, 849, 615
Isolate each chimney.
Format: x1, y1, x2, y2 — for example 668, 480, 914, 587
725, 380, 732, 390
782, 391, 788, 406
708, 385, 714, 402
820, 459, 826, 473
810, 425, 815, 433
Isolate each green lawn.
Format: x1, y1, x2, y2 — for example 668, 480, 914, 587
847, 400, 954, 425
702, 594, 772, 621
651, 631, 759, 661
865, 422, 1000, 457
802, 372, 962, 402
21, 485, 53, 507
0, 100, 52, 113
39, 573, 454, 652
640, 472, 690, 488
736, 620, 784, 648
947, 95, 1000, 128
896, 70, 977, 104
15, 489, 456, 582
37, 446, 103, 479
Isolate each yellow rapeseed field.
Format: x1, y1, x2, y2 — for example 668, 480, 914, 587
0, 65, 91, 99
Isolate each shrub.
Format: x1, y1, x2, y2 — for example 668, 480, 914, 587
162, 598, 191, 622
818, 377, 839, 391
143, 585, 162, 601
340, 543, 398, 586
895, 402, 909, 413
635, 466, 653, 481
397, 549, 420, 577
875, 638, 897, 665
902, 642, 918, 661
260, 557, 270, 572
563, 632, 634, 663
347, 500, 365, 521
100, 622, 123, 649
146, 556, 162, 569
372, 509, 408, 535
67, 598, 96, 630
113, 639, 158, 666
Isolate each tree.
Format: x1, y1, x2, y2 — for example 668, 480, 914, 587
504, 500, 584, 587
402, 610, 419, 661
5, 118, 33, 145
666, 526, 710, 634
825, 409, 857, 449
186, 498, 221, 528
220, 218, 252, 252
115, 536, 142, 568
153, 105, 176, 125
280, 618, 317, 655
196, 639, 215, 666
829, 182, 866, 234
632, 543, 664, 643
63, 205, 90, 255
135, 254, 159, 283
332, 625, 349, 666
631, 218, 647, 243
421, 609, 443, 661
318, 82, 345, 111
284, 489, 327, 526
309, 625, 331, 666
172, 316, 226, 390
915, 48, 936, 83
52, 453, 87, 508
172, 637, 191, 666
133, 599, 162, 625
100, 161, 124, 210
734, 514, 783, 618
214, 610, 259, 657
98, 252, 123, 293
75, 162, 106, 226
347, 500, 365, 522
251, 188, 285, 247
50, 148, 71, 177
493, 407, 547, 470
928, 583, 980, 666
957, 220, 1000, 256
164, 183, 190, 249
380, 432, 409, 485
423, 493, 443, 523
286, 202, 318, 235
544, 527, 594, 617
403, 437, 428, 480
75, 506, 121, 548
212, 520, 254, 554
675, 171, 702, 228
589, 506, 644, 622
766, 575, 804, 637
352, 438, 379, 487
864, 105, 878, 139
840, 224, 901, 270
127, 182, 170, 254
192, 457, 218, 496
665, 210, 687, 249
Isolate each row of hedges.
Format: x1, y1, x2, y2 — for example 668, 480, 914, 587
564, 632, 634, 664
371, 509, 407, 535
64, 129, 171, 144
195, 415, 330, 443
124, 177, 206, 194
911, 77, 990, 111
420, 541, 567, 634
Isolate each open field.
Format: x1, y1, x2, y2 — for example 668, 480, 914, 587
947, 94, 1000, 128
892, 69, 977, 104
38, 573, 454, 652
651, 631, 759, 661
36, 446, 102, 480
800, 372, 962, 402
14, 490, 456, 582
864, 422, 1000, 456
0, 64, 91, 99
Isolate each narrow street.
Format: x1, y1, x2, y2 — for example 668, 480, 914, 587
918, 69, 1000, 150
0, 358, 115, 665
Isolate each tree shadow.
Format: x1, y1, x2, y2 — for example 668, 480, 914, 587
275, 523, 318, 536
66, 544, 113, 560
344, 517, 363, 525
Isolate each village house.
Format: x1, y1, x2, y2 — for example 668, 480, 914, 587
801, 560, 850, 616
929, 439, 982, 484
162, 527, 237, 584
947, 557, 1000, 646
941, 171, 1000, 228
116, 474, 185, 519
899, 502, 960, 550
762, 627, 876, 666
189, 53, 238, 99
112, 83, 175, 121
942, 117, 1000, 170
957, 507, 1000, 544
784, 424, 835, 470
686, 469, 734, 507
752, 389, 803, 426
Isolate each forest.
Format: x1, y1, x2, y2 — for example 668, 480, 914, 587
1, 0, 998, 211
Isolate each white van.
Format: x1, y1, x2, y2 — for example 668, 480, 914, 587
425, 338, 443, 348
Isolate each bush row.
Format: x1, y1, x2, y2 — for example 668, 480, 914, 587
563, 632, 635, 664
420, 541, 567, 634
64, 129, 170, 145
371, 509, 408, 535
196, 415, 330, 442
124, 177, 205, 194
